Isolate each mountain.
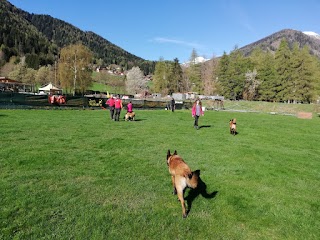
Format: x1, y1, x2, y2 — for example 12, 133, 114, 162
0, 0, 155, 73
303, 31, 320, 40
181, 56, 210, 66
238, 29, 320, 58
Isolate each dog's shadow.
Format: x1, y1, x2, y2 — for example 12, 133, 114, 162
185, 176, 218, 215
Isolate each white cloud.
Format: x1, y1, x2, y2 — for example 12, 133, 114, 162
151, 37, 204, 49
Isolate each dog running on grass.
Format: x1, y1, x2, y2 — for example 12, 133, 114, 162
229, 118, 237, 135
166, 150, 200, 218
125, 112, 135, 121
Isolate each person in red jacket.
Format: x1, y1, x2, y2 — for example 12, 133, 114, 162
106, 95, 115, 120
191, 98, 204, 130
114, 94, 123, 121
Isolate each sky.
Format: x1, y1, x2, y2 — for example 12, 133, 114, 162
7, 0, 320, 63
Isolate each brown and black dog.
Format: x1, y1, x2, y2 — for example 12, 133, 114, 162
166, 150, 200, 218
229, 118, 237, 135
125, 112, 135, 121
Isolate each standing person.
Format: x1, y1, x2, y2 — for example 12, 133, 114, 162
106, 95, 115, 120
171, 97, 175, 112
127, 101, 133, 113
192, 98, 204, 130
114, 94, 123, 121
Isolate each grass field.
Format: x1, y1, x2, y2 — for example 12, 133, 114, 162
0, 109, 319, 239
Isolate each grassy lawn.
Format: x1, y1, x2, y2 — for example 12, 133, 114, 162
0, 109, 319, 239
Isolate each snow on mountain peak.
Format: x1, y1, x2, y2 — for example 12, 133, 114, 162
303, 31, 320, 40
181, 56, 209, 66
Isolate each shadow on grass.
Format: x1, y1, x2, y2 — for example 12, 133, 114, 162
131, 119, 145, 122
185, 176, 218, 216
199, 125, 211, 129
229, 131, 239, 136
121, 118, 146, 121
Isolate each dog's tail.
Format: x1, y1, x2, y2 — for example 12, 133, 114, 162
186, 170, 200, 189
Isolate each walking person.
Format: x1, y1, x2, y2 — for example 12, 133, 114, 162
114, 94, 123, 121
192, 98, 204, 130
171, 97, 175, 112
127, 101, 133, 113
106, 94, 115, 120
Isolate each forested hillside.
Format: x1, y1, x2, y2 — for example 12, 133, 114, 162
0, 0, 155, 73
239, 29, 320, 58
0, 0, 58, 66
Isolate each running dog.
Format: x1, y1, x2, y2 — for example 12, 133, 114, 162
166, 150, 200, 218
229, 118, 237, 135
125, 112, 135, 121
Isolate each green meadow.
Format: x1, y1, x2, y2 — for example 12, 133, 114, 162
0, 109, 319, 239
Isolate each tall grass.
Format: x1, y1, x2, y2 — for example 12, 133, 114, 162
0, 109, 319, 239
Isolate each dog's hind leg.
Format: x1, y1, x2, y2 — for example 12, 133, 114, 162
171, 176, 177, 195
176, 188, 187, 218
175, 179, 187, 218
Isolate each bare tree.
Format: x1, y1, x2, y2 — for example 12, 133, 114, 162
126, 66, 147, 95
243, 69, 260, 100
58, 44, 93, 95
201, 57, 219, 95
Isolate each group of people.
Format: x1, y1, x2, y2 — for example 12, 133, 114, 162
106, 94, 203, 129
106, 94, 133, 121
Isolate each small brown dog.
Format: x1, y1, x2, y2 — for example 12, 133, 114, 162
125, 112, 135, 121
166, 150, 200, 218
229, 118, 237, 135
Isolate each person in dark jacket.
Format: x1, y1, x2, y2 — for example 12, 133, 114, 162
171, 97, 175, 112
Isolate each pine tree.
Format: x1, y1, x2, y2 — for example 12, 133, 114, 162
226, 47, 251, 100
291, 45, 317, 103
153, 58, 169, 95
257, 51, 277, 101
274, 39, 292, 102
167, 58, 183, 94
216, 52, 231, 98
187, 49, 202, 93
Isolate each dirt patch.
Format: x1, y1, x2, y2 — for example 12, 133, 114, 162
297, 112, 313, 119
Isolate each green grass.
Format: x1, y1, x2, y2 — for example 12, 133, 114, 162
0, 109, 319, 239
208, 100, 319, 115
90, 82, 126, 94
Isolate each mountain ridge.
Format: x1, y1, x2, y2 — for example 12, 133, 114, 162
1, 0, 320, 72
0, 0, 155, 73
238, 29, 320, 58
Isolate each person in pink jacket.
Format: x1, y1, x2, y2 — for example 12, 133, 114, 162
127, 101, 133, 113
192, 98, 204, 130
106, 95, 115, 120
114, 95, 123, 121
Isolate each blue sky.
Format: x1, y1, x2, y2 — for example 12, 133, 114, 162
7, 0, 320, 63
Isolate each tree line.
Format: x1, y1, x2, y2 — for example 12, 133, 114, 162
1, 37, 320, 102
152, 39, 320, 103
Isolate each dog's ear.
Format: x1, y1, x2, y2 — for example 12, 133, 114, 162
167, 150, 171, 160
173, 150, 177, 155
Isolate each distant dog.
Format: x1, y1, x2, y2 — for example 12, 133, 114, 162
229, 118, 237, 135
125, 112, 135, 121
166, 150, 200, 218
